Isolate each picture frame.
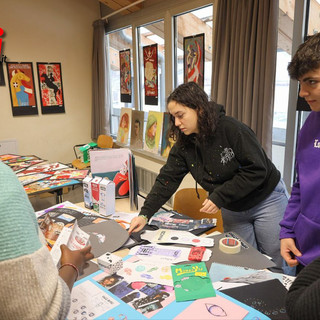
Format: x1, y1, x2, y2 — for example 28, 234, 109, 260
6, 62, 38, 116
183, 33, 205, 88
37, 62, 65, 114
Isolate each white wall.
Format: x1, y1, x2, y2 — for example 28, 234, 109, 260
0, 0, 100, 163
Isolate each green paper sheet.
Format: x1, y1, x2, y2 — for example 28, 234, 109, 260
171, 262, 216, 302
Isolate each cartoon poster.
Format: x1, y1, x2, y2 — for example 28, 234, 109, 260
130, 110, 144, 149
144, 111, 163, 154
119, 49, 132, 103
143, 44, 158, 105
6, 62, 38, 116
37, 62, 65, 114
117, 107, 132, 145
160, 112, 175, 158
183, 33, 205, 88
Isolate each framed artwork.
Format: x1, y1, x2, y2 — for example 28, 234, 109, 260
144, 111, 163, 154
119, 49, 132, 103
161, 112, 175, 158
6, 62, 38, 116
143, 44, 158, 105
183, 33, 205, 88
37, 62, 65, 114
117, 107, 132, 145
130, 110, 144, 150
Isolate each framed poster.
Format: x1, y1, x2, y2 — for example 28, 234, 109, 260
37, 62, 65, 114
6, 62, 38, 116
183, 33, 205, 88
119, 49, 132, 103
143, 44, 158, 105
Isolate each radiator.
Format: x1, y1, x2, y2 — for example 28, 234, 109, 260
136, 166, 173, 207
0, 139, 18, 155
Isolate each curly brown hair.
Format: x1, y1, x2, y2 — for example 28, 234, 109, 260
166, 82, 219, 145
288, 33, 320, 80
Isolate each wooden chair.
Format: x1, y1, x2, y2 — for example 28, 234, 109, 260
72, 135, 113, 169
97, 134, 113, 148
173, 187, 224, 234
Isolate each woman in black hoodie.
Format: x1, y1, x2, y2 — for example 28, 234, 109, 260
129, 82, 288, 273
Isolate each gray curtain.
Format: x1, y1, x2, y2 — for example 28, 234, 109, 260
212, 0, 279, 157
91, 19, 110, 140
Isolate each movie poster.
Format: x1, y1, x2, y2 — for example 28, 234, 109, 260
143, 44, 158, 105
184, 33, 205, 88
6, 62, 38, 116
37, 62, 65, 114
119, 49, 132, 103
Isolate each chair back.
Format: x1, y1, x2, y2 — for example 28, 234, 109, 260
173, 187, 224, 234
97, 135, 113, 148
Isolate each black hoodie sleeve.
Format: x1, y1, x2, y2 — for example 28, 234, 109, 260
139, 144, 189, 219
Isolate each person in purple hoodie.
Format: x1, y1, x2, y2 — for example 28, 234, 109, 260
280, 32, 320, 272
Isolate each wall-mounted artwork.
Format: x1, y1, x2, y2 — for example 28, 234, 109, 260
144, 111, 163, 154
143, 44, 158, 105
184, 33, 205, 88
6, 62, 38, 116
37, 62, 65, 114
119, 49, 132, 103
130, 110, 144, 149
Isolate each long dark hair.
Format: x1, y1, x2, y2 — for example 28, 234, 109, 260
167, 82, 218, 144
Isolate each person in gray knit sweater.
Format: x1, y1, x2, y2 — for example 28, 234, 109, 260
0, 161, 93, 319
286, 256, 320, 319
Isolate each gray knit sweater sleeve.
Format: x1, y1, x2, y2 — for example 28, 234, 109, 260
0, 162, 71, 319
286, 258, 320, 320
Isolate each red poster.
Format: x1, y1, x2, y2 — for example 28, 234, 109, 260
184, 33, 205, 88
37, 62, 65, 114
143, 44, 158, 105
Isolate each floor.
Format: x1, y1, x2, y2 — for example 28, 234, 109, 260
29, 184, 84, 212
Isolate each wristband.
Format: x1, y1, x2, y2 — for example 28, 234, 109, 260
59, 263, 79, 281
140, 215, 148, 223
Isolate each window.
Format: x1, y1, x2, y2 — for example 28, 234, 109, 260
174, 5, 213, 96
137, 20, 165, 113
106, 27, 133, 136
271, 0, 296, 175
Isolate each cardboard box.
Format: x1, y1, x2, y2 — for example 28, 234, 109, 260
97, 252, 123, 275
99, 178, 115, 216
83, 176, 93, 209
91, 176, 102, 212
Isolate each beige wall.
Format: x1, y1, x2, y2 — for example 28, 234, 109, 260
0, 0, 100, 163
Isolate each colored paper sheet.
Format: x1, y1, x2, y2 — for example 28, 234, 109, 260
171, 262, 215, 302
173, 295, 248, 319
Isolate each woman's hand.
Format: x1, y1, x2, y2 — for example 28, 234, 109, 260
200, 199, 220, 214
280, 238, 302, 267
59, 244, 94, 290
128, 216, 147, 234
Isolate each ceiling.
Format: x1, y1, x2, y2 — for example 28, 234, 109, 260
99, 0, 144, 17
